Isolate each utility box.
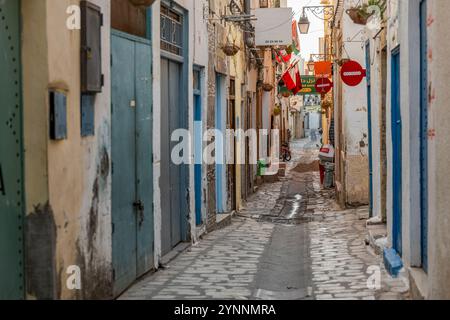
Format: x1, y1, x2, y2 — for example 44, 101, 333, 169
81, 1, 103, 93
49, 91, 68, 140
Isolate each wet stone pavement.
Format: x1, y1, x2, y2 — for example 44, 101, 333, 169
120, 139, 409, 300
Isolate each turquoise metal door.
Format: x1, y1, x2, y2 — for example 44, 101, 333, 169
0, 0, 25, 300
391, 47, 402, 256
420, 0, 428, 272
111, 30, 153, 296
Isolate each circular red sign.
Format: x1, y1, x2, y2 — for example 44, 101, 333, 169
340, 60, 366, 86
315, 77, 333, 94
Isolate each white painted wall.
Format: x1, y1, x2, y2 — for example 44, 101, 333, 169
339, 0, 369, 205
385, 0, 422, 269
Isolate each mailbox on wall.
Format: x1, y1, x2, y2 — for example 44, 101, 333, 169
81, 1, 103, 93
49, 90, 68, 140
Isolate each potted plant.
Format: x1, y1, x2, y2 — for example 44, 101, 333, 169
222, 42, 240, 56
346, 0, 386, 25
273, 104, 282, 116
262, 83, 274, 92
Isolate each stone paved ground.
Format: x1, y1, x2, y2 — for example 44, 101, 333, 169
120, 139, 410, 300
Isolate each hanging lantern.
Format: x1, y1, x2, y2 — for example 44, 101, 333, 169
298, 13, 311, 34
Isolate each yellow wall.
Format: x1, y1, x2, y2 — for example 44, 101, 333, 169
22, 0, 112, 299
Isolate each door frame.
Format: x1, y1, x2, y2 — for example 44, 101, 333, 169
366, 41, 374, 218
160, 0, 190, 245
419, 0, 428, 272
193, 66, 203, 226
215, 73, 227, 213
391, 46, 402, 256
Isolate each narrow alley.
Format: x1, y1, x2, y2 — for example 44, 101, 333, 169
4, 0, 450, 305
120, 140, 408, 300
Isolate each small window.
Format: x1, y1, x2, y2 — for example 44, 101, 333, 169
193, 70, 201, 91
161, 5, 183, 56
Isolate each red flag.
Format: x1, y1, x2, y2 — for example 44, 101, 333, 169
278, 50, 292, 63
275, 51, 282, 64
292, 68, 302, 95
281, 70, 296, 90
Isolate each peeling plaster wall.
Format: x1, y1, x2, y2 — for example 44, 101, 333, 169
340, 1, 369, 205
192, 0, 209, 238
385, 0, 422, 274
427, 0, 450, 300
366, 35, 383, 218
23, 0, 112, 299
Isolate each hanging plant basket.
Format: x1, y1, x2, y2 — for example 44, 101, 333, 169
274, 105, 282, 116
281, 91, 291, 98
346, 8, 371, 25
336, 58, 350, 66
262, 83, 274, 92
129, 0, 157, 7
222, 44, 240, 56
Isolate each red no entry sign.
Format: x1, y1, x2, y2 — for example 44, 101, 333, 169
315, 77, 333, 94
340, 60, 366, 87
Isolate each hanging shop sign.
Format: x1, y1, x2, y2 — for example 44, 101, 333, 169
297, 76, 317, 95
314, 61, 332, 78
254, 8, 293, 46
315, 77, 333, 95
340, 60, 366, 87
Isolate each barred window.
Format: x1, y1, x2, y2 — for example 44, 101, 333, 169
161, 5, 183, 56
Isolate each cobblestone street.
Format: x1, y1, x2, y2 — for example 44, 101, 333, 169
120, 139, 409, 300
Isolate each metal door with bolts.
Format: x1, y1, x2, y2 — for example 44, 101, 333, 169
111, 30, 153, 296
0, 0, 25, 300
391, 47, 402, 256
420, 0, 428, 272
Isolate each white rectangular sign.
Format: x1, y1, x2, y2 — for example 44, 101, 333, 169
254, 8, 293, 46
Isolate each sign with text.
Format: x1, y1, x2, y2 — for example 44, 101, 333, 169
297, 76, 317, 95
254, 8, 293, 46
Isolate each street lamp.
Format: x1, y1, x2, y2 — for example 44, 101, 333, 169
298, 13, 310, 34
298, 6, 335, 35
307, 58, 315, 73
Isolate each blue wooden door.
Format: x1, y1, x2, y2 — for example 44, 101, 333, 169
366, 42, 374, 217
0, 0, 24, 300
194, 90, 203, 226
111, 30, 153, 295
420, 0, 428, 272
391, 47, 402, 256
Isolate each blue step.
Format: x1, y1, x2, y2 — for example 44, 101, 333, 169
383, 248, 403, 277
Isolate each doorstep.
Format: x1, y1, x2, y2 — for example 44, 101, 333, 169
365, 223, 388, 256
160, 242, 191, 266
216, 211, 235, 230
408, 267, 428, 300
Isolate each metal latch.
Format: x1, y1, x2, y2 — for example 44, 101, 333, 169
133, 200, 145, 226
